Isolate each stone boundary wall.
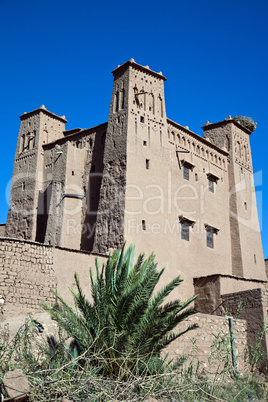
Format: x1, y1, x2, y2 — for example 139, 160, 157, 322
0, 237, 108, 317
165, 313, 247, 373
222, 288, 268, 370
0, 238, 56, 317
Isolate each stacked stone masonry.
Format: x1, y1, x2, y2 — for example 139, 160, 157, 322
165, 313, 247, 373
0, 238, 56, 316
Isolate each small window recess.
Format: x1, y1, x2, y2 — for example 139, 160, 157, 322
72, 171, 74, 176
140, 116, 145, 123
183, 165, 189, 180
22, 182, 25, 191
207, 173, 219, 192
244, 202, 247, 210
204, 224, 220, 249
195, 173, 198, 181
179, 216, 196, 242
208, 178, 214, 192
143, 141, 147, 146
180, 159, 194, 180
146, 159, 150, 169
206, 230, 214, 248
181, 222, 190, 241
142, 220, 146, 231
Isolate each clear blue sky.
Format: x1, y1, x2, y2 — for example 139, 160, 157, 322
1, 0, 268, 256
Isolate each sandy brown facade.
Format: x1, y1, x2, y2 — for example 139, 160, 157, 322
2, 59, 268, 363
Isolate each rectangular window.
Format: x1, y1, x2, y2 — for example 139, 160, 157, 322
206, 230, 214, 248
208, 178, 214, 192
183, 165, 189, 180
181, 222, 189, 241
146, 159, 150, 169
142, 220, 146, 230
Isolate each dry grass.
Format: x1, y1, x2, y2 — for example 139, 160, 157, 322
1, 317, 268, 401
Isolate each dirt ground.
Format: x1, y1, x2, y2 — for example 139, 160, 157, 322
0, 311, 59, 340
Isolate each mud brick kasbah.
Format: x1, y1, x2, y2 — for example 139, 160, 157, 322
1, 59, 268, 364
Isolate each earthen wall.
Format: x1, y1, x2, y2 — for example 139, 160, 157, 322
0, 237, 108, 317
165, 313, 247, 373
0, 238, 55, 317
222, 288, 268, 360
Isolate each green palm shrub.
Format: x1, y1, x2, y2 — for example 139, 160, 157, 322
42, 244, 198, 377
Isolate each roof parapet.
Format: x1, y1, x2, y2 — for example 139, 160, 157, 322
112, 58, 167, 81
20, 105, 68, 123
202, 117, 252, 135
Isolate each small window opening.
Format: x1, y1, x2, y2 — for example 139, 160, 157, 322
146, 159, 150, 169
183, 165, 189, 180
113, 140, 116, 147
143, 141, 147, 146
206, 230, 214, 248
203, 168, 205, 173
208, 178, 214, 192
149, 106, 151, 111
181, 222, 190, 241
244, 202, 247, 210
195, 173, 198, 181
22, 182, 25, 191
140, 116, 145, 123
142, 220, 146, 230
241, 167, 243, 173
72, 171, 74, 176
